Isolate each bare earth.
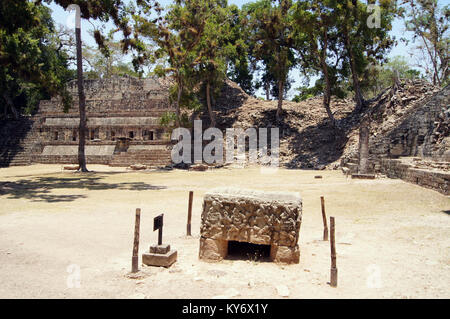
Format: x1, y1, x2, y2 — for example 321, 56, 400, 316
0, 164, 448, 299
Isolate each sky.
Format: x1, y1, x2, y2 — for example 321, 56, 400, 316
46, 0, 449, 99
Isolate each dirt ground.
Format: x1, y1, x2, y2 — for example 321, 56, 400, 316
0, 164, 448, 299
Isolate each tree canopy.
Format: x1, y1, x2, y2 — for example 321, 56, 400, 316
0, 1, 73, 118
1, 0, 448, 126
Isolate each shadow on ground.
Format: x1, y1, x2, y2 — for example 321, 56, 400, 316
0, 174, 167, 203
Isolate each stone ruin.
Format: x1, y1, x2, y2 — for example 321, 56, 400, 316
199, 188, 302, 264
0, 76, 175, 168
341, 84, 449, 194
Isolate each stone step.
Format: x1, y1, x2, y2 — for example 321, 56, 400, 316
111, 159, 171, 163
110, 158, 171, 161
115, 154, 172, 158
109, 163, 171, 167
111, 156, 172, 160
344, 163, 359, 174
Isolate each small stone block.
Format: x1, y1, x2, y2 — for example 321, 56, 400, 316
270, 245, 300, 264
351, 174, 376, 179
64, 165, 80, 171
150, 244, 171, 254
142, 250, 177, 268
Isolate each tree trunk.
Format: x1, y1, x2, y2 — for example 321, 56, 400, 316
316, 28, 336, 127
175, 77, 182, 127
319, 55, 335, 127
321, 75, 334, 128
75, 27, 88, 172
276, 79, 284, 122
2, 93, 19, 120
265, 80, 270, 101
206, 82, 216, 127
2, 100, 6, 119
344, 27, 364, 111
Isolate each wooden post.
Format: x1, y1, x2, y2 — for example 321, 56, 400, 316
330, 216, 337, 287
321, 196, 329, 241
187, 191, 193, 236
131, 208, 141, 273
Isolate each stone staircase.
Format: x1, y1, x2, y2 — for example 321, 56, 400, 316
109, 149, 173, 168
341, 155, 359, 175
341, 84, 449, 175
341, 153, 382, 175
0, 118, 38, 167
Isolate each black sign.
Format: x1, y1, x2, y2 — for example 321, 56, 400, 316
154, 214, 164, 231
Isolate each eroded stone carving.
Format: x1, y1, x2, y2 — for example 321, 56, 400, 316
199, 187, 302, 264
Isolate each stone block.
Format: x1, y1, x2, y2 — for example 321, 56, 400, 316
270, 245, 300, 264
190, 164, 209, 171
199, 188, 302, 264
199, 237, 228, 261
351, 173, 376, 179
129, 164, 147, 170
63, 165, 79, 170
142, 250, 177, 268
150, 244, 171, 254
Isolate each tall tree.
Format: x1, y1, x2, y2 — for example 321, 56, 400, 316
401, 0, 449, 86
194, 0, 233, 127
225, 5, 255, 96
244, 0, 295, 121
0, 1, 72, 119
137, 0, 209, 127
292, 0, 342, 126
335, 0, 397, 111
82, 31, 140, 79
50, 0, 162, 171
66, 4, 89, 172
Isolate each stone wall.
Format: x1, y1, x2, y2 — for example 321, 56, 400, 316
39, 76, 171, 114
199, 188, 302, 263
380, 158, 449, 195
4, 76, 176, 168
342, 85, 449, 185
370, 85, 450, 161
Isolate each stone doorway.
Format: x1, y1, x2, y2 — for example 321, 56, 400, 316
226, 241, 271, 262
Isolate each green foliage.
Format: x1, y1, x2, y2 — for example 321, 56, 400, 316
361, 56, 423, 98
291, 0, 398, 118
292, 81, 324, 102
167, 83, 202, 113
333, 0, 398, 106
135, 0, 212, 125
400, 0, 449, 86
2, 0, 447, 124
225, 5, 255, 95
159, 111, 191, 131
193, 1, 236, 125
0, 1, 73, 117
50, 0, 162, 62
291, 0, 345, 123
83, 31, 141, 78
243, 0, 295, 105
292, 77, 348, 102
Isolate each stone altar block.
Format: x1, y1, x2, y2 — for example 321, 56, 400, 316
199, 188, 302, 264
142, 244, 177, 268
